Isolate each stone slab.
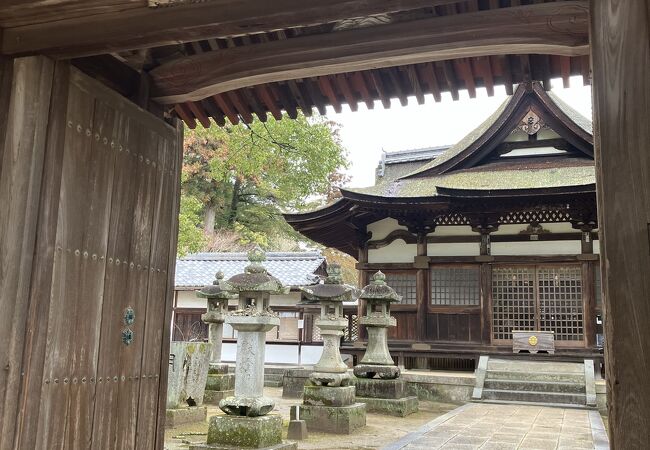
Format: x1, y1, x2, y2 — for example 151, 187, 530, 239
167, 342, 210, 408
299, 403, 366, 434
206, 373, 235, 391
287, 420, 308, 440
190, 442, 296, 450
282, 368, 312, 398
204, 414, 286, 448
165, 406, 207, 428
203, 389, 234, 405
353, 377, 407, 399
303, 385, 355, 407
356, 396, 419, 417
353, 364, 400, 379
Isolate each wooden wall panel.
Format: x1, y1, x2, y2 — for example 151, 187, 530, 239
2, 61, 181, 450
426, 313, 481, 342
0, 56, 55, 450
388, 312, 418, 341
590, 1, 650, 446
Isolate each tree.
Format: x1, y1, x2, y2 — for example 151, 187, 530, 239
179, 112, 349, 253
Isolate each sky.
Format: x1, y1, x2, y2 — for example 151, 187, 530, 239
324, 76, 593, 188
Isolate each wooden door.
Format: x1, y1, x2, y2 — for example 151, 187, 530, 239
10, 64, 182, 450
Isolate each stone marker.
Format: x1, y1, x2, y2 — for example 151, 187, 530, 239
294, 264, 366, 434
191, 247, 296, 450
353, 271, 419, 417
166, 341, 210, 427
197, 271, 236, 404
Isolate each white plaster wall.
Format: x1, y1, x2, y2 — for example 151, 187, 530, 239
368, 241, 417, 263
427, 242, 480, 256
221, 342, 323, 365
367, 217, 407, 240
176, 290, 206, 309
175, 290, 301, 309
491, 240, 582, 255
428, 225, 474, 236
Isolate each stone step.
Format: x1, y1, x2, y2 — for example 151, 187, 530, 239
264, 367, 290, 375
486, 370, 585, 384
264, 380, 283, 388
477, 399, 596, 411
484, 379, 585, 394
482, 388, 586, 405
487, 359, 584, 374
264, 373, 285, 382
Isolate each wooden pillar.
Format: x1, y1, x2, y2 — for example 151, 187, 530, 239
415, 232, 429, 342
480, 264, 493, 345
0, 56, 56, 450
591, 1, 650, 446
581, 230, 594, 254
357, 243, 368, 342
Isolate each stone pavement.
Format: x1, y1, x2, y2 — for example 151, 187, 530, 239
383, 403, 609, 450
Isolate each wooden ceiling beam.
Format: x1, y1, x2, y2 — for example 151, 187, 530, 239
404, 66, 425, 105
368, 71, 392, 109
351, 72, 374, 109
254, 85, 283, 120
275, 83, 299, 119
213, 94, 239, 125
2, 0, 461, 58
335, 74, 358, 112
200, 97, 226, 127
418, 62, 442, 102
226, 90, 254, 123
149, 2, 589, 104
317, 76, 342, 113
186, 101, 211, 128
174, 104, 197, 129
386, 67, 408, 106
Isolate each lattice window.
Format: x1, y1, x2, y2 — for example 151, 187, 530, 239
343, 314, 359, 342
312, 323, 322, 341
385, 272, 417, 305
498, 209, 571, 224
434, 212, 471, 226
492, 267, 536, 341
538, 266, 584, 341
430, 267, 480, 306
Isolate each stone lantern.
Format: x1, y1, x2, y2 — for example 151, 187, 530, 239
192, 247, 296, 450
354, 271, 401, 379
352, 271, 418, 417
197, 271, 236, 404
294, 264, 366, 434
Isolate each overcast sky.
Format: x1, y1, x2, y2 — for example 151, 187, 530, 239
324, 76, 593, 188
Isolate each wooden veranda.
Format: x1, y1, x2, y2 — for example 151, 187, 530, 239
0, 1, 648, 449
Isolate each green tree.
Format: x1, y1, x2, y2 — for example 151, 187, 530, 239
179, 112, 349, 253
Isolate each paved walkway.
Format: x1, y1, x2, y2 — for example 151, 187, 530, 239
383, 403, 609, 450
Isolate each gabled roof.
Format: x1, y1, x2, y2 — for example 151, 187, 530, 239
383, 146, 449, 165
403, 82, 593, 178
175, 251, 326, 289
284, 82, 597, 255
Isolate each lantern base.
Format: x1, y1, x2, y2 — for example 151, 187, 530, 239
296, 403, 366, 434
307, 371, 351, 387
353, 364, 400, 379
219, 396, 275, 417
191, 414, 297, 449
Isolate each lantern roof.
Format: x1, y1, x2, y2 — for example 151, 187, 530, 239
359, 271, 402, 303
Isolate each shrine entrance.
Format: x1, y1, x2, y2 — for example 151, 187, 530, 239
492, 264, 585, 347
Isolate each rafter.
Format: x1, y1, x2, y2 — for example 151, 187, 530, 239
149, 2, 589, 104
2, 0, 462, 58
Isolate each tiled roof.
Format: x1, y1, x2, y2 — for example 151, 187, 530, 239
175, 251, 325, 289
383, 146, 449, 164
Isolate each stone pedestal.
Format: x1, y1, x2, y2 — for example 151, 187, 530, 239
166, 406, 208, 428
353, 378, 419, 417
166, 342, 210, 425
190, 415, 297, 450
294, 403, 366, 435
204, 364, 235, 405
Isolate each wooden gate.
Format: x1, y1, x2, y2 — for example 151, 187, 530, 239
1, 59, 182, 450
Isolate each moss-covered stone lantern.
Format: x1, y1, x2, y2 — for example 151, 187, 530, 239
193, 248, 296, 450
197, 271, 236, 404
294, 264, 366, 434
351, 271, 418, 417
354, 271, 401, 379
